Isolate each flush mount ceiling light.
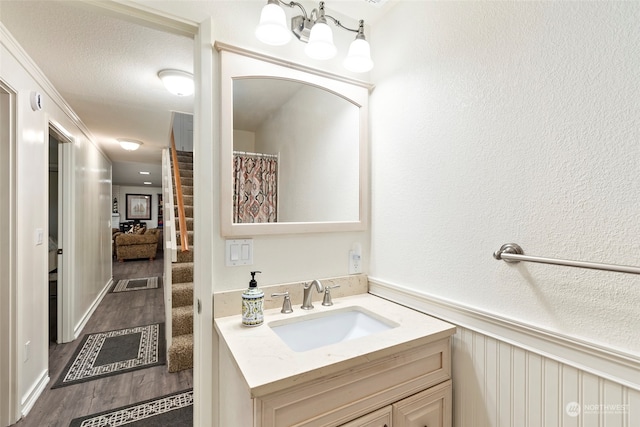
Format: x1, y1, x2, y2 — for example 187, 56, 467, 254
256, 0, 374, 73
158, 69, 194, 96
118, 139, 143, 151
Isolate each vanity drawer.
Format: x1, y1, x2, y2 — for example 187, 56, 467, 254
339, 406, 392, 427
255, 338, 451, 427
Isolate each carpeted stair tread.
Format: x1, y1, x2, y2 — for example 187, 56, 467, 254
176, 247, 194, 263
168, 334, 193, 373
177, 230, 195, 246
172, 282, 193, 308
175, 194, 193, 206
178, 185, 193, 196
178, 169, 193, 179
172, 306, 193, 336
177, 206, 193, 218
172, 262, 194, 283
180, 178, 193, 187
173, 184, 192, 195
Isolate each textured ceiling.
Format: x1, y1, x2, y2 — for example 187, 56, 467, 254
1, 0, 194, 187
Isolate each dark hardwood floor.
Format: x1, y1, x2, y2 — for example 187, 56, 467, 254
14, 253, 193, 427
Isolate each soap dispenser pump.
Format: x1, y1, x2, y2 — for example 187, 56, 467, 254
242, 271, 264, 327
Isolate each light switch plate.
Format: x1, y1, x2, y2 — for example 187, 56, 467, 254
225, 239, 253, 266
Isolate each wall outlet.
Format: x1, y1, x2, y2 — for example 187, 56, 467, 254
24, 341, 30, 362
348, 250, 362, 274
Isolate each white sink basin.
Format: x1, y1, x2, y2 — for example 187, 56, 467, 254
268, 307, 399, 352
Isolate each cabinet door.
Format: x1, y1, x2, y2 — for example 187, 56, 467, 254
339, 406, 392, 427
392, 380, 451, 427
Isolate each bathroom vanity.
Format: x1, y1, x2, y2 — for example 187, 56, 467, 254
215, 293, 455, 426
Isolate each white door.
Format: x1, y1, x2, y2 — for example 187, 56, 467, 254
49, 123, 73, 343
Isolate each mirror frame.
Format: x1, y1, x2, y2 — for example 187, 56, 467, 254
216, 42, 373, 236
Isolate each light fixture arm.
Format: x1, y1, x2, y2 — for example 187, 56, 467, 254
324, 16, 364, 35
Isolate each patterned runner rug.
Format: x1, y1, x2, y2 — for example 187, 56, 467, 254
53, 323, 166, 388
69, 389, 193, 427
111, 276, 160, 293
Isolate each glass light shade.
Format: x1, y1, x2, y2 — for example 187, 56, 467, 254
305, 22, 337, 60
343, 38, 374, 73
119, 139, 142, 151
255, 3, 291, 46
158, 70, 194, 96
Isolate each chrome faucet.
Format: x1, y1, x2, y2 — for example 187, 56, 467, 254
301, 279, 324, 310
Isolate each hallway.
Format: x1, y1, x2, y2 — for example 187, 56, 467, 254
13, 256, 193, 426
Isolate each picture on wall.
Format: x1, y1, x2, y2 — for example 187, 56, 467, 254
126, 193, 152, 220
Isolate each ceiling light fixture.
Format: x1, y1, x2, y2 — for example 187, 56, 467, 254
139, 171, 150, 175
158, 69, 194, 96
143, 181, 152, 185
256, 0, 373, 73
118, 139, 143, 151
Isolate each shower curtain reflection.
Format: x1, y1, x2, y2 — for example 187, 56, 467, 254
233, 152, 278, 223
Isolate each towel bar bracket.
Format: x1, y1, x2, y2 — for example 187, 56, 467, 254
493, 243, 524, 263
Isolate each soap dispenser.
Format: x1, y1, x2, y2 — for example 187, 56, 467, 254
242, 271, 264, 327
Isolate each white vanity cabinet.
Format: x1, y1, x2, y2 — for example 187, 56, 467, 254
215, 294, 456, 427
219, 336, 452, 427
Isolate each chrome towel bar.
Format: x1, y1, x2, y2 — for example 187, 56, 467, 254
493, 243, 640, 275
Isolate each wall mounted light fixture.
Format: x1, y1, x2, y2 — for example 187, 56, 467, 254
256, 0, 373, 73
158, 69, 194, 96
118, 139, 143, 151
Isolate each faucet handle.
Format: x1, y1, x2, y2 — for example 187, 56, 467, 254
271, 292, 293, 314
321, 285, 340, 306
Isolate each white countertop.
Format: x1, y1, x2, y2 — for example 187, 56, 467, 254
215, 293, 456, 397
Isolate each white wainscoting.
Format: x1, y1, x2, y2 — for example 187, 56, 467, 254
369, 278, 640, 427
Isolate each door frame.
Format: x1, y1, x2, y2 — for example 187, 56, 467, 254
48, 121, 74, 343
0, 80, 19, 425
83, 4, 214, 424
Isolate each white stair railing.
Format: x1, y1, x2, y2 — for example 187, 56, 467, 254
161, 147, 177, 353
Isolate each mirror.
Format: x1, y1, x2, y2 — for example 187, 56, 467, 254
233, 78, 359, 223
218, 43, 372, 236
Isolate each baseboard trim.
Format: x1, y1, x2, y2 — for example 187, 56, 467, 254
20, 369, 48, 418
73, 278, 113, 339
368, 277, 640, 392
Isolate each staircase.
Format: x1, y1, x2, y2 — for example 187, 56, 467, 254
167, 150, 194, 372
